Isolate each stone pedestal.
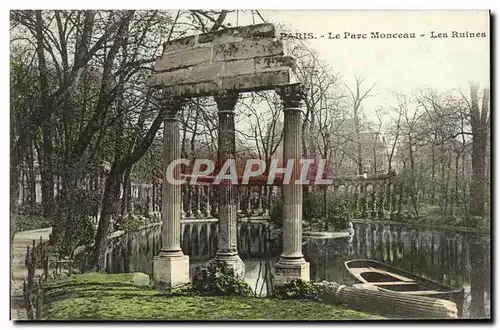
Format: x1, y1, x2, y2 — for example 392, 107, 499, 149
274, 84, 310, 286
152, 98, 190, 288
153, 253, 190, 289
274, 261, 310, 287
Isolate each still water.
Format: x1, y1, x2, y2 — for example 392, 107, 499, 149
108, 221, 491, 319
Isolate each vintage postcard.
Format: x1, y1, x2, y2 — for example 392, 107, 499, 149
10, 10, 490, 321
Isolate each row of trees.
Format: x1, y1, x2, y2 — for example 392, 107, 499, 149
10, 9, 234, 270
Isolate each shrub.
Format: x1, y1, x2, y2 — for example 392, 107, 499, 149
273, 279, 319, 301
269, 195, 283, 227
55, 188, 98, 258
117, 214, 159, 231
326, 197, 351, 230
303, 190, 325, 221
192, 267, 254, 297
271, 190, 353, 231
16, 214, 52, 232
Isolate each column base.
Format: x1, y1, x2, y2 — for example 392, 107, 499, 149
208, 253, 245, 279
273, 258, 310, 287
152, 251, 190, 289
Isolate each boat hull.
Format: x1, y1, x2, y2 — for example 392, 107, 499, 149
344, 259, 465, 317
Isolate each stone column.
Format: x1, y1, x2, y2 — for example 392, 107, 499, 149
274, 84, 310, 287
153, 97, 189, 288
208, 90, 245, 278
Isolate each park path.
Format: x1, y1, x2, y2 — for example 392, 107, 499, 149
10, 227, 52, 321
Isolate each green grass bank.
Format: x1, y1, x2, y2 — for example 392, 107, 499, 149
41, 273, 381, 321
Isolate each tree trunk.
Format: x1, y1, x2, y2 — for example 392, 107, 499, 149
408, 137, 418, 219
26, 139, 36, 211
454, 151, 460, 205
431, 146, 436, 203
355, 130, 363, 175
121, 167, 132, 215
92, 167, 121, 271
468, 84, 489, 318
40, 123, 55, 219
10, 140, 20, 280
50, 170, 74, 245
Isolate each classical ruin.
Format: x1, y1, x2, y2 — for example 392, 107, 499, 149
149, 23, 309, 288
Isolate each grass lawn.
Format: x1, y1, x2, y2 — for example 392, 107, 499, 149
41, 273, 381, 321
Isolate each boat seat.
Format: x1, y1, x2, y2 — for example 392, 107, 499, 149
368, 281, 417, 286
401, 290, 442, 295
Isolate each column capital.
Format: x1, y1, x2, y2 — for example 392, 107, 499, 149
276, 83, 305, 108
158, 91, 185, 120
214, 90, 239, 111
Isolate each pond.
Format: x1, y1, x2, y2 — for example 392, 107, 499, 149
105, 221, 490, 319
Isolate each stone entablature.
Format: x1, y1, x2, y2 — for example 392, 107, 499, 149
149, 23, 297, 96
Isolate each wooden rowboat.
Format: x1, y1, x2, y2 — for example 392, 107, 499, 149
344, 259, 465, 317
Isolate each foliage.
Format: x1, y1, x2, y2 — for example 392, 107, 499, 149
10, 10, 240, 270
116, 214, 161, 232
16, 214, 52, 232
41, 273, 381, 320
269, 194, 283, 227
55, 188, 98, 257
273, 279, 319, 301
326, 197, 351, 230
192, 267, 254, 297
272, 190, 352, 231
303, 190, 326, 223
130, 138, 162, 183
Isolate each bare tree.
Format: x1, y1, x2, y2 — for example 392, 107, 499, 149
345, 76, 377, 175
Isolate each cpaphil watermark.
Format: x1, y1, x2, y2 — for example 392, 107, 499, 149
165, 158, 335, 185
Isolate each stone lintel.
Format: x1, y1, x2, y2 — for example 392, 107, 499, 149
221, 70, 296, 91
152, 254, 190, 289
149, 69, 297, 98
150, 56, 297, 88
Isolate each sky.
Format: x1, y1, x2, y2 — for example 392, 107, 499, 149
225, 10, 490, 122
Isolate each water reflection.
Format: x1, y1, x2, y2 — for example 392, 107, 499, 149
105, 221, 490, 319
304, 222, 491, 319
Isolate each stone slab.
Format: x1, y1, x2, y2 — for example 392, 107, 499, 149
150, 69, 297, 97
151, 63, 223, 86
255, 55, 296, 71
154, 46, 212, 72
150, 56, 297, 89
220, 69, 295, 91
222, 58, 255, 77
213, 39, 284, 62
161, 35, 197, 54
159, 24, 276, 54
198, 23, 276, 44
